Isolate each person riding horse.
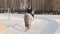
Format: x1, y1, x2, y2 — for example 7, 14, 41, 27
24, 5, 35, 31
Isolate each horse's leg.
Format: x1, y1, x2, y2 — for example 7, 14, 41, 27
29, 16, 33, 27
25, 20, 30, 31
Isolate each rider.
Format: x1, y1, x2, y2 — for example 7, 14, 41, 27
26, 5, 34, 18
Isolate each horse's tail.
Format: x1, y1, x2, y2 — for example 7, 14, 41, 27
24, 13, 33, 31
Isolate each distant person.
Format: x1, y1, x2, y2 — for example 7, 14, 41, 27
26, 5, 34, 18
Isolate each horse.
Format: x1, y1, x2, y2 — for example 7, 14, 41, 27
24, 13, 34, 31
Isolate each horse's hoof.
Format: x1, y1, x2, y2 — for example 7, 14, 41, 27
25, 27, 29, 31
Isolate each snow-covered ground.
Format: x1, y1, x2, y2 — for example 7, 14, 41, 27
0, 13, 60, 34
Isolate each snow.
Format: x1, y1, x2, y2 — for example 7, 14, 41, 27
0, 14, 60, 34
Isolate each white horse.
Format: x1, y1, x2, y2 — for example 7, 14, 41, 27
24, 13, 34, 31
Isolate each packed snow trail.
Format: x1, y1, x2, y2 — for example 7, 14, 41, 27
0, 14, 60, 34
